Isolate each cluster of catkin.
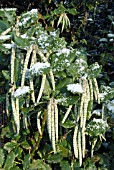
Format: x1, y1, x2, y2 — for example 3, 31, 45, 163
73, 78, 100, 166
10, 40, 56, 134
46, 98, 58, 153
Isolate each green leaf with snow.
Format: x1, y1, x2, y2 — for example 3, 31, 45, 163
57, 95, 79, 106
88, 62, 102, 78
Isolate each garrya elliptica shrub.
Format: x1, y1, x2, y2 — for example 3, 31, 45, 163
0, 8, 113, 169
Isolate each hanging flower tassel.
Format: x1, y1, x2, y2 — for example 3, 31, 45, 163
37, 111, 42, 135
62, 105, 73, 124
73, 125, 79, 159
36, 74, 46, 104
21, 45, 33, 87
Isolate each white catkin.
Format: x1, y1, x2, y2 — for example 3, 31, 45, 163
21, 46, 33, 87
51, 101, 56, 153
80, 94, 84, 128
15, 98, 20, 134
11, 47, 15, 84
73, 125, 79, 158
102, 103, 104, 120
47, 99, 52, 141
82, 128, 86, 158
91, 139, 97, 157
83, 82, 89, 129
11, 97, 20, 134
83, 80, 90, 125
78, 130, 82, 167
31, 46, 37, 66
88, 79, 93, 102
23, 112, 28, 129
29, 46, 37, 104
49, 69, 55, 91
37, 49, 48, 63
30, 79, 36, 104
37, 111, 42, 135
62, 105, 73, 124
88, 79, 94, 118
93, 78, 100, 104
6, 93, 10, 116
80, 79, 87, 128
54, 100, 58, 142
36, 74, 46, 103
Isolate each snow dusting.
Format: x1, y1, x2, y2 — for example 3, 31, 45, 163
56, 48, 71, 56
13, 86, 30, 98
3, 44, 15, 49
30, 62, 50, 75
0, 35, 11, 40
67, 83, 83, 94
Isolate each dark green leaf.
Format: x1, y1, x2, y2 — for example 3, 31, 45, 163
21, 140, 31, 150
0, 20, 10, 32
47, 153, 63, 163
29, 159, 51, 170
57, 95, 79, 106
10, 166, 21, 170
56, 78, 73, 90
23, 154, 31, 170
4, 151, 15, 170
62, 120, 76, 128
4, 142, 18, 152
2, 70, 10, 80
57, 145, 69, 157
66, 8, 78, 15
60, 160, 71, 170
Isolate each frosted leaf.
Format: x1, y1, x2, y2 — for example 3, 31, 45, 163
3, 44, 15, 49
106, 99, 114, 113
30, 62, 50, 75
99, 38, 108, 42
23, 9, 38, 16
91, 62, 100, 70
87, 118, 108, 137
13, 86, 30, 98
107, 34, 114, 38
67, 83, 83, 94
0, 35, 11, 40
18, 17, 31, 26
56, 48, 71, 56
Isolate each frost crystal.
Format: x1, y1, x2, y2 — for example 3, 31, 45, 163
30, 62, 50, 75
13, 86, 30, 98
67, 83, 83, 94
